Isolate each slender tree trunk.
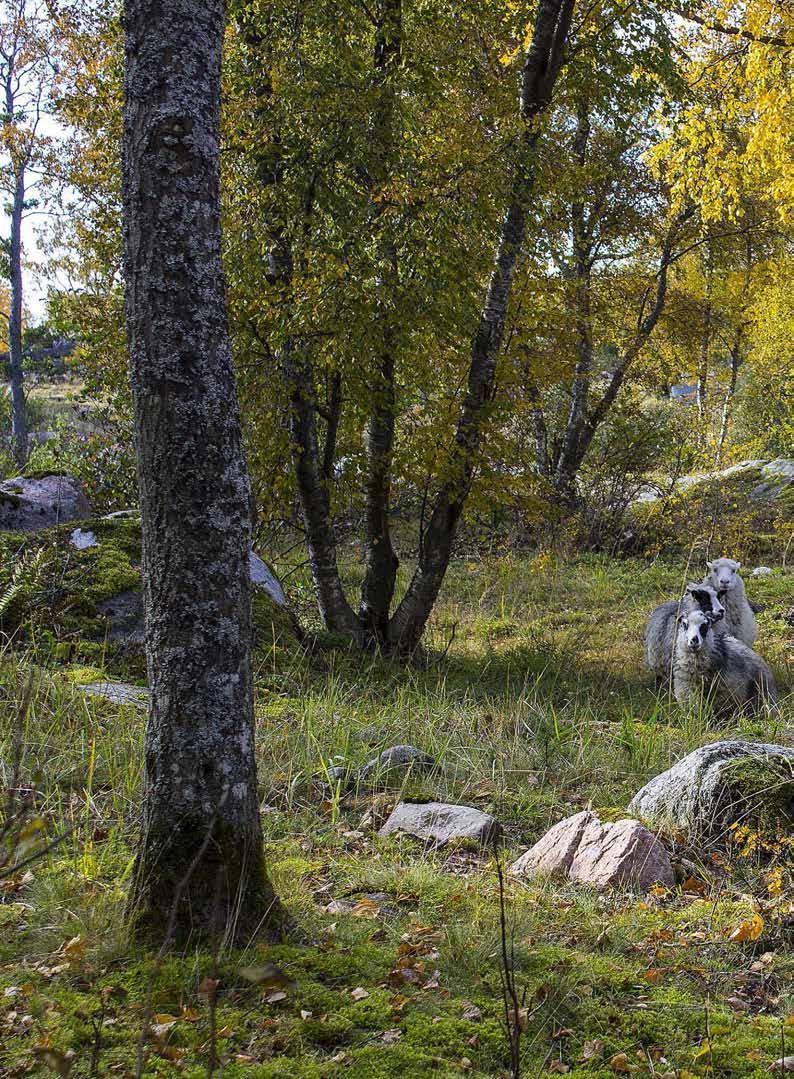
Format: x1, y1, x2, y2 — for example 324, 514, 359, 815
696, 242, 713, 428
714, 329, 741, 468
552, 100, 592, 502
284, 342, 363, 637
386, 0, 575, 654
123, 0, 281, 942
7, 170, 27, 467
360, 0, 402, 641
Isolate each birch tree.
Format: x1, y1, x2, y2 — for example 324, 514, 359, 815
122, 0, 281, 940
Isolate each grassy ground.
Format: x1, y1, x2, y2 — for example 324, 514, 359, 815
0, 553, 792, 1077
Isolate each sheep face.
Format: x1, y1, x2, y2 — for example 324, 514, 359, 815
679, 610, 715, 653
705, 558, 741, 592
685, 584, 725, 621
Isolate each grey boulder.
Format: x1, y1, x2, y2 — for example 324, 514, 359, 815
379, 802, 501, 846
628, 740, 794, 840
77, 682, 149, 709
0, 474, 89, 531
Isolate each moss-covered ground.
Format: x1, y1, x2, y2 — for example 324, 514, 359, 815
0, 553, 792, 1077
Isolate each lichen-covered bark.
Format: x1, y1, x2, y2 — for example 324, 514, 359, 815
122, 0, 280, 941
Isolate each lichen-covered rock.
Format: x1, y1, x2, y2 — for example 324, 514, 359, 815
70, 528, 98, 550
77, 682, 149, 709
568, 819, 674, 891
510, 810, 600, 879
379, 802, 501, 846
0, 474, 89, 532
359, 745, 437, 784
628, 740, 794, 840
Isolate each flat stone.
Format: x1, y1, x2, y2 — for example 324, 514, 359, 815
77, 682, 149, 709
0, 474, 89, 532
69, 528, 98, 550
379, 801, 501, 846
249, 551, 286, 606
752, 566, 773, 577
510, 810, 600, 879
628, 740, 794, 840
568, 818, 674, 892
359, 745, 437, 783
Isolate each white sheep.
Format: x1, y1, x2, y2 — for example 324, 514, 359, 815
673, 609, 777, 715
703, 557, 757, 646
644, 583, 725, 682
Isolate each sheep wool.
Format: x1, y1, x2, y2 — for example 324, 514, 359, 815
703, 558, 757, 646
644, 583, 725, 681
672, 610, 776, 716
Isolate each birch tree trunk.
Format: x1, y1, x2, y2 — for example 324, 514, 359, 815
123, 0, 281, 941
7, 170, 27, 466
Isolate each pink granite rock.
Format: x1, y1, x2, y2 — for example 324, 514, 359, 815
569, 818, 674, 891
509, 810, 600, 879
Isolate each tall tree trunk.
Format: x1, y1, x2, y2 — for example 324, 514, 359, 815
360, 0, 402, 641
552, 100, 592, 502
386, 0, 575, 654
7, 169, 27, 467
123, 0, 281, 942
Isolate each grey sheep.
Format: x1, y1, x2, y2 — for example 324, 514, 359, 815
644, 583, 725, 682
673, 609, 777, 715
702, 557, 757, 646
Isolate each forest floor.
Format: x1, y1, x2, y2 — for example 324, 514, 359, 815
0, 553, 792, 1077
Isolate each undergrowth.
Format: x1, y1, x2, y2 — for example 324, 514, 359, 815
0, 554, 791, 1076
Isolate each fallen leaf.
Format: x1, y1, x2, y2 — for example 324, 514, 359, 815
32, 1043, 76, 1077
548, 1063, 569, 1074
351, 987, 370, 1001
582, 1039, 604, 1061
462, 1004, 482, 1022
769, 1059, 794, 1073
265, 990, 287, 1004
381, 1029, 402, 1044
729, 913, 763, 942
300, 1009, 313, 1020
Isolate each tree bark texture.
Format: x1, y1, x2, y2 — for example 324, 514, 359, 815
123, 0, 280, 941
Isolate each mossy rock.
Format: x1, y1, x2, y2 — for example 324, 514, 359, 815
630, 459, 794, 562
628, 740, 794, 845
0, 516, 299, 674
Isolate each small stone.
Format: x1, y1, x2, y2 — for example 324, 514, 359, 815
359, 744, 437, 783
752, 565, 773, 576
510, 811, 600, 879
378, 802, 501, 847
69, 528, 98, 550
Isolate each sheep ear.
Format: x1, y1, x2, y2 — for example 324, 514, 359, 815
706, 561, 714, 571
735, 561, 741, 569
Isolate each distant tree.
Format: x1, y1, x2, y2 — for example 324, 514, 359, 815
0, 0, 55, 464
122, 0, 281, 940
